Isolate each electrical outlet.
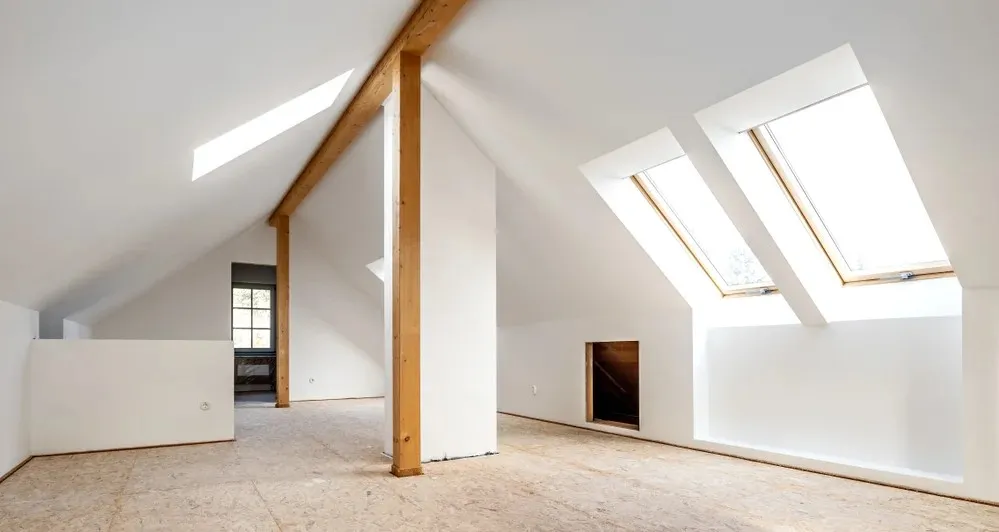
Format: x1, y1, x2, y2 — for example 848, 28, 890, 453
531, 385, 537, 396
200, 402, 211, 411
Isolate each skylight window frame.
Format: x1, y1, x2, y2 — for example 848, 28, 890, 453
631, 172, 777, 298
747, 92, 954, 285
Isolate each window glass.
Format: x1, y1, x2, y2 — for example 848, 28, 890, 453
233, 288, 252, 308
764, 86, 947, 274
232, 286, 274, 350
233, 309, 251, 328
643, 156, 773, 289
233, 329, 252, 349
252, 329, 271, 349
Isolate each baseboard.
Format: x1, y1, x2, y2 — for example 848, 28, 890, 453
291, 395, 384, 403
34, 438, 235, 458
0, 455, 32, 485
498, 411, 999, 509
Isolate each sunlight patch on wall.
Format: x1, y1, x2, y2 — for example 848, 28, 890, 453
192, 69, 354, 181
366, 258, 385, 282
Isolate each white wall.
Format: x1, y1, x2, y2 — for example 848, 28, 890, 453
499, 311, 694, 445
0, 300, 38, 477
93, 221, 385, 402
29, 340, 233, 455
94, 223, 275, 341
706, 318, 962, 478
383, 86, 498, 461
289, 225, 383, 401
62, 319, 92, 340
497, 312, 990, 499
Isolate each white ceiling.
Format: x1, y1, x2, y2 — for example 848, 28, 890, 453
0, 0, 415, 318
7, 0, 999, 325
419, 0, 999, 320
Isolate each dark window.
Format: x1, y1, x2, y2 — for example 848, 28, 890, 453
232, 284, 275, 353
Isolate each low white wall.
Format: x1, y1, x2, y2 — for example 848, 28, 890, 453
498, 313, 979, 499
705, 317, 963, 478
30, 340, 234, 455
0, 300, 38, 476
498, 311, 694, 445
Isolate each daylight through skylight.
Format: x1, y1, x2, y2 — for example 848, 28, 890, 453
636, 156, 774, 295
752, 85, 950, 282
192, 69, 354, 181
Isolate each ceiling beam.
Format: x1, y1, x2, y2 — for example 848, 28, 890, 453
267, 0, 469, 225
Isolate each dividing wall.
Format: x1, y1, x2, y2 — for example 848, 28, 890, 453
30, 340, 233, 455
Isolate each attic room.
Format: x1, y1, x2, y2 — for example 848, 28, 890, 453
2, 0, 999, 529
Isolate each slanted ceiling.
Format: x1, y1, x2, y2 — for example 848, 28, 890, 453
7, 0, 999, 325
0, 0, 416, 320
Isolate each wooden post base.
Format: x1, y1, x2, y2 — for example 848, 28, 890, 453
390, 465, 424, 478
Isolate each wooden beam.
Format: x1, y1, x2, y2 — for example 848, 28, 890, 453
275, 214, 290, 408
267, 0, 469, 225
390, 51, 422, 478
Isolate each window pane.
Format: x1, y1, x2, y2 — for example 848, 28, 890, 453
252, 309, 271, 328
233, 329, 251, 348
766, 86, 947, 273
252, 289, 271, 309
232, 308, 251, 328
644, 157, 772, 288
233, 288, 252, 308
252, 329, 271, 349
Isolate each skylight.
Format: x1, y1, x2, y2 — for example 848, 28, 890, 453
192, 69, 354, 181
751, 85, 950, 282
634, 156, 774, 295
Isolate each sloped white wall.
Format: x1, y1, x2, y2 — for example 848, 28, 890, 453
0, 299, 37, 478
93, 221, 384, 401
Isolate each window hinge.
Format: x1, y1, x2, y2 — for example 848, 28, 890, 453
883, 271, 915, 282
757, 287, 777, 295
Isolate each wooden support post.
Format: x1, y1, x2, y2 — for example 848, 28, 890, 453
275, 214, 291, 408
390, 51, 422, 477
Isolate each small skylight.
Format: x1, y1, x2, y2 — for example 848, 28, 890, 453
192, 69, 354, 181
366, 258, 385, 282
752, 85, 950, 282
635, 156, 775, 295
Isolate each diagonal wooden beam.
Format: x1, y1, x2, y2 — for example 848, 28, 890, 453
267, 0, 469, 225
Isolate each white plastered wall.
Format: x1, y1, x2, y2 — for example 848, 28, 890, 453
383, 85, 497, 461
30, 340, 234, 455
0, 300, 38, 477
93, 221, 384, 402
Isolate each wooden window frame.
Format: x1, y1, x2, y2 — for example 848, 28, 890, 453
631, 173, 778, 298
232, 283, 276, 354
748, 125, 954, 286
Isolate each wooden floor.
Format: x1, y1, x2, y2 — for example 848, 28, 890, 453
1, 398, 997, 531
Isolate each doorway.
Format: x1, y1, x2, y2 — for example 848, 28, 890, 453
586, 341, 640, 430
232, 263, 277, 406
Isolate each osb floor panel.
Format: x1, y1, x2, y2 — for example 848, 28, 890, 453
2, 399, 998, 531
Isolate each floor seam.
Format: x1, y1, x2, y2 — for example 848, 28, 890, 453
251, 478, 284, 532
106, 452, 138, 530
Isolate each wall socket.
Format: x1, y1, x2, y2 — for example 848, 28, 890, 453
531, 385, 537, 396
200, 402, 211, 411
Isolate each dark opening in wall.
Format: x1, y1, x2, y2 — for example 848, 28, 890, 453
586, 341, 639, 430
